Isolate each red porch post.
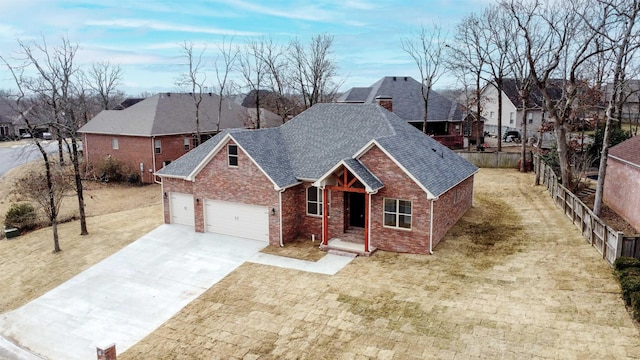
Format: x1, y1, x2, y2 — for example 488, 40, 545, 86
364, 192, 369, 253
322, 188, 329, 245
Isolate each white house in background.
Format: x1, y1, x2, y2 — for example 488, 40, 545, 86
480, 79, 562, 139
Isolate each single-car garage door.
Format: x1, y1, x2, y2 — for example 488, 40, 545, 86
170, 192, 195, 227
205, 200, 269, 242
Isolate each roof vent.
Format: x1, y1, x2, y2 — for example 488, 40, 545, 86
209, 92, 212, 96
393, 76, 397, 81
167, 93, 171, 96
404, 77, 408, 81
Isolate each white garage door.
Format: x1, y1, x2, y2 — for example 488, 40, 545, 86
205, 200, 269, 242
169, 192, 195, 227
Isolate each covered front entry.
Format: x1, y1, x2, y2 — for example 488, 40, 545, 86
204, 200, 269, 242
346, 192, 365, 229
169, 192, 195, 227
314, 158, 384, 255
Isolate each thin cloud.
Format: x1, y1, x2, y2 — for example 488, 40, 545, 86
85, 19, 262, 37
211, 0, 335, 22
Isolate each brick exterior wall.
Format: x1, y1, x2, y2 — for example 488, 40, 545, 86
358, 145, 474, 254
358, 146, 432, 253
160, 139, 474, 253
431, 176, 474, 248
604, 158, 640, 232
83, 133, 193, 184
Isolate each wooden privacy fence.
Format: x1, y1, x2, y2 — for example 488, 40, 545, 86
457, 151, 522, 168
537, 158, 637, 267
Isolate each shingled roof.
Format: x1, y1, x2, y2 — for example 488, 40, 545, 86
78, 92, 281, 136
337, 76, 464, 122
609, 135, 640, 167
157, 103, 478, 198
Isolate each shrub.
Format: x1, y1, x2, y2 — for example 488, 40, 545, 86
619, 273, 640, 306
614, 257, 640, 272
4, 203, 37, 231
617, 267, 640, 282
127, 173, 140, 185
97, 156, 128, 183
632, 292, 640, 322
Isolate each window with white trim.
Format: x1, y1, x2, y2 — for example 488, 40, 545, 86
509, 112, 515, 124
306, 186, 323, 216
227, 144, 238, 167
384, 198, 412, 229
112, 138, 119, 150
528, 112, 533, 124
154, 139, 161, 154
184, 138, 190, 151
490, 111, 495, 119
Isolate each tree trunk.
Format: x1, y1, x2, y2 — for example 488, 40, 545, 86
422, 90, 429, 134
56, 130, 64, 165
42, 151, 62, 253
497, 81, 503, 152
593, 106, 612, 216
555, 123, 572, 186
71, 138, 88, 235
520, 102, 528, 172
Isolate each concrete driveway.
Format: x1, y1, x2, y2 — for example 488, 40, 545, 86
0, 224, 269, 360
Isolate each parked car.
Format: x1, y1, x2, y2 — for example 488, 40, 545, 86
42, 132, 53, 140
20, 132, 32, 139
503, 130, 521, 143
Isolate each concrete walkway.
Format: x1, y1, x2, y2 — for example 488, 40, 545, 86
0, 224, 355, 360
248, 251, 355, 275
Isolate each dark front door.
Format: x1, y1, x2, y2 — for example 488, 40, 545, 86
348, 192, 365, 228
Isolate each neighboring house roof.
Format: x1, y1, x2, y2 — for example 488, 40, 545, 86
0, 97, 14, 124
609, 135, 640, 167
337, 76, 464, 122
112, 98, 145, 110
158, 103, 478, 198
78, 92, 281, 136
500, 78, 563, 109
605, 80, 640, 103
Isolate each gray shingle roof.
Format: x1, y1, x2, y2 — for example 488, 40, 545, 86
337, 76, 464, 122
158, 103, 478, 198
342, 158, 384, 192
78, 93, 281, 136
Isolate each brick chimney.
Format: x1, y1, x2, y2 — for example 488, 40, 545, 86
375, 95, 393, 113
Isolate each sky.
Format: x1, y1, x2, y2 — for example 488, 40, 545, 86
0, 0, 493, 96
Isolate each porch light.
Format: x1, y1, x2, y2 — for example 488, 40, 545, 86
271, 208, 276, 216
163, 192, 167, 199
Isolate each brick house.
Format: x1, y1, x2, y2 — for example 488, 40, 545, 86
157, 103, 478, 255
604, 135, 640, 233
78, 92, 280, 183
337, 76, 481, 149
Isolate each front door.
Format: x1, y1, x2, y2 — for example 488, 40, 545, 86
348, 192, 365, 228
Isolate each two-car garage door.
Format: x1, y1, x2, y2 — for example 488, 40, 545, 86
205, 200, 269, 242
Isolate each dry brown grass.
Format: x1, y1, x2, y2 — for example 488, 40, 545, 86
121, 169, 640, 360
260, 237, 325, 261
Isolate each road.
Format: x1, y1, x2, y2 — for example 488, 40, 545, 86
0, 141, 61, 178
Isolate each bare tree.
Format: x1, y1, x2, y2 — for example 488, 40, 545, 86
258, 37, 292, 123
290, 34, 340, 109
448, 14, 486, 147
402, 25, 447, 134
213, 37, 238, 132
592, 0, 640, 215
176, 41, 207, 145
3, 36, 91, 236
1, 58, 64, 251
503, 0, 610, 188
87, 61, 123, 110
239, 38, 268, 129
481, 6, 516, 152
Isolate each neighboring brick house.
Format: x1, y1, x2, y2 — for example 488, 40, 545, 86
604, 135, 640, 233
78, 92, 280, 183
337, 76, 481, 149
157, 103, 478, 255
